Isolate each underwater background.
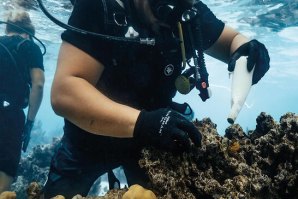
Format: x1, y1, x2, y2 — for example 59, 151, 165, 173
0, 0, 297, 197
1, 0, 296, 141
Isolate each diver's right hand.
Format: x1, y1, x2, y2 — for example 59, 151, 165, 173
133, 108, 201, 152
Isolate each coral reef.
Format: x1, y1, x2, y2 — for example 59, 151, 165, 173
139, 112, 298, 198
11, 138, 60, 198
8, 112, 298, 199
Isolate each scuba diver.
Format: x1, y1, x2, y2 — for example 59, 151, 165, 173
41, 0, 270, 197
0, 10, 45, 193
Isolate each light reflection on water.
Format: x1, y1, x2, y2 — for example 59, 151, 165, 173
0, 0, 297, 138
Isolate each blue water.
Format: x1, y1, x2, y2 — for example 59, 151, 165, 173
1, 0, 298, 143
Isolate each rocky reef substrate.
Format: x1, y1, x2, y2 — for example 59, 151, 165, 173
140, 112, 298, 198
10, 112, 298, 198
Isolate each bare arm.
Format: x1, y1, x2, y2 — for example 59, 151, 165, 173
205, 25, 249, 63
27, 68, 45, 121
51, 41, 140, 138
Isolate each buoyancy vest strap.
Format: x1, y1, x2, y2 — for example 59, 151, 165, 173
115, 0, 125, 8
0, 39, 30, 109
0, 42, 19, 108
16, 39, 29, 51
0, 40, 29, 85
0, 41, 18, 69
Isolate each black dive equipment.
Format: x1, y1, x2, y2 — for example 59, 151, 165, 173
152, 0, 210, 101
36, 0, 210, 101
0, 40, 30, 109
36, 0, 155, 46
173, 6, 210, 101
0, 21, 47, 55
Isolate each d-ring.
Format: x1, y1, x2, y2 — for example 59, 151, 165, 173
113, 12, 128, 26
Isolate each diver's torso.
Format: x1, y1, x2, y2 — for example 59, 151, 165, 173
98, 41, 182, 110
65, 35, 183, 151
63, 0, 225, 149
63, 0, 185, 147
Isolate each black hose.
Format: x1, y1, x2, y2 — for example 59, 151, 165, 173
35, 0, 155, 45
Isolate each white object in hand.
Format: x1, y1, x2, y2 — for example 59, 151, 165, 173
227, 56, 254, 124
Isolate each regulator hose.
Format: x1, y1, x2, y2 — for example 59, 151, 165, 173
36, 0, 155, 45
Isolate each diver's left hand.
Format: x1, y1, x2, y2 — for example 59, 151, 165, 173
228, 39, 270, 85
22, 120, 34, 152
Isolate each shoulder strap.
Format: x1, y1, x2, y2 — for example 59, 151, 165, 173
0, 40, 30, 85
0, 41, 18, 72
15, 39, 31, 82
16, 39, 30, 52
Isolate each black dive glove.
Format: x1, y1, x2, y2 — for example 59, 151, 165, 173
228, 39, 270, 85
133, 109, 202, 152
22, 120, 34, 152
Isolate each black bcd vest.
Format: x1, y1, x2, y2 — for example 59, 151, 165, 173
0, 36, 31, 109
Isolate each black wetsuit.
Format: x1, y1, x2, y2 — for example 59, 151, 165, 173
43, 0, 224, 197
0, 35, 44, 177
